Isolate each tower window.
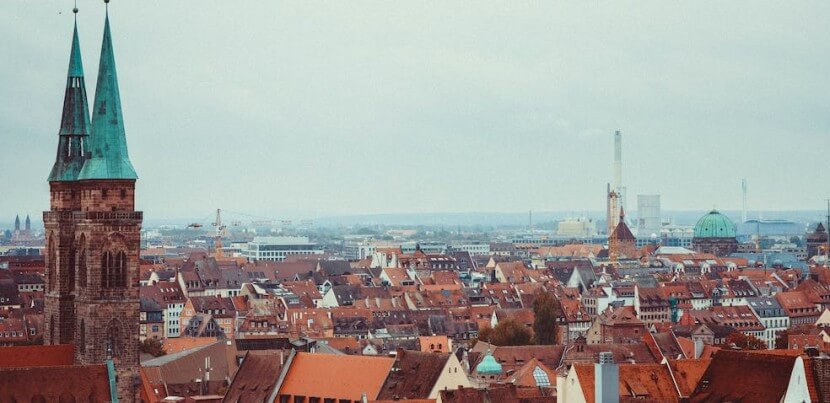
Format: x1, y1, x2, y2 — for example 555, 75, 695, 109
101, 189, 108, 199
78, 248, 87, 290
105, 322, 122, 359
103, 251, 128, 289
68, 247, 76, 292
120, 189, 126, 199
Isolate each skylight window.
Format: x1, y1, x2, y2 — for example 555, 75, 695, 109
533, 366, 551, 387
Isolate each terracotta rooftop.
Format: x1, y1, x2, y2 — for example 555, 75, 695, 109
0, 344, 74, 368
277, 352, 395, 401
376, 349, 450, 400
574, 363, 679, 402
0, 363, 112, 402
222, 350, 289, 403
690, 350, 799, 403
668, 359, 712, 397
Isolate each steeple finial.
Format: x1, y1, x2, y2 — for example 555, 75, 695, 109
77, 3, 138, 181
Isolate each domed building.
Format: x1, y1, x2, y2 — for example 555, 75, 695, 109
475, 350, 503, 380
691, 210, 738, 256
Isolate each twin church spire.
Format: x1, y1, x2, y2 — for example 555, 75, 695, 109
49, 4, 137, 183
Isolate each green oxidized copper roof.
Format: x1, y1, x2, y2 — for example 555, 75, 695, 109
693, 210, 736, 238
49, 20, 91, 182
475, 351, 503, 375
77, 12, 137, 181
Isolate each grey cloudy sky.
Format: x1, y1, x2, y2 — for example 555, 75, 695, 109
1, 1, 829, 221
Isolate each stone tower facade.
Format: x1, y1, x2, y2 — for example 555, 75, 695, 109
43, 9, 140, 402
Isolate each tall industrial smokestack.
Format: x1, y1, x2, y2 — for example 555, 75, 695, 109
614, 130, 622, 193
741, 179, 747, 223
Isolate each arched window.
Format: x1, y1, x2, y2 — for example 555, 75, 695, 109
49, 315, 55, 345
102, 251, 112, 288
47, 237, 56, 291
105, 321, 123, 359
103, 251, 128, 289
68, 247, 76, 292
116, 251, 127, 287
31, 395, 46, 403
77, 248, 87, 290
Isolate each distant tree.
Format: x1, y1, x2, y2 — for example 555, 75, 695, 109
724, 332, 765, 350
790, 236, 805, 247
355, 227, 379, 236
478, 318, 533, 346
532, 291, 560, 345
140, 338, 167, 357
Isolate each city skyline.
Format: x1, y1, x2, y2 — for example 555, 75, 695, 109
2, 1, 829, 219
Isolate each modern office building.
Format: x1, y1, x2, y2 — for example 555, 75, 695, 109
448, 242, 491, 256
636, 195, 661, 238
241, 236, 324, 261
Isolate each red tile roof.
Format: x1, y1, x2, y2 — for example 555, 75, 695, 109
0, 344, 74, 368
690, 350, 799, 403
278, 352, 395, 401
574, 363, 679, 402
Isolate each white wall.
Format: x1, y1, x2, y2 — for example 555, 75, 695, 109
783, 357, 812, 403
430, 355, 472, 403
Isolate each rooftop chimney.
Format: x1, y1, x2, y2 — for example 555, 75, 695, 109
595, 352, 619, 403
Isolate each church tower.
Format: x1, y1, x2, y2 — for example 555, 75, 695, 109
44, 4, 141, 401
44, 11, 90, 347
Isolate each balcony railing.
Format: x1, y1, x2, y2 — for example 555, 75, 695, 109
44, 211, 143, 221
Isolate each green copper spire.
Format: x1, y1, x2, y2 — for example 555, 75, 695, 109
49, 18, 91, 182
78, 10, 138, 180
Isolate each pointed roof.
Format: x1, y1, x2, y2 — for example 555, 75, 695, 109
49, 19, 92, 182
67, 20, 84, 78
610, 217, 636, 241
77, 11, 137, 180
14, 215, 20, 231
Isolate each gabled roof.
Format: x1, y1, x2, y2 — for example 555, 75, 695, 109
690, 350, 799, 403
610, 219, 636, 242
222, 350, 289, 403
668, 359, 712, 397
376, 349, 450, 400
277, 353, 395, 401
574, 363, 679, 402
506, 358, 556, 388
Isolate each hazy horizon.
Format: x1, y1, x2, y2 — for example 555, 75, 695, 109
2, 1, 829, 219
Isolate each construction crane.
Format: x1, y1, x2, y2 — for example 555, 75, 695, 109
213, 209, 228, 258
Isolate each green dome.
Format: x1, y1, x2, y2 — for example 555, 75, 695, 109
693, 210, 736, 238
476, 352, 503, 375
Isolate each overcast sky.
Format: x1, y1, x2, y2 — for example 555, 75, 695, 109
1, 1, 829, 221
